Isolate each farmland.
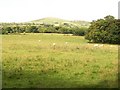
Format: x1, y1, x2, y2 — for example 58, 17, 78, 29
2, 33, 118, 88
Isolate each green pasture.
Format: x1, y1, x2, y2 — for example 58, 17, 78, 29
2, 33, 118, 88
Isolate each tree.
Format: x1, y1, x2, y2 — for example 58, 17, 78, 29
85, 15, 120, 44
27, 26, 39, 33
73, 27, 88, 36
2, 27, 13, 34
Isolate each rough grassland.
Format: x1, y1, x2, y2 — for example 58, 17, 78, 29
2, 33, 118, 88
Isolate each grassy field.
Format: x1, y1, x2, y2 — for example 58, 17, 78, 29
2, 33, 118, 88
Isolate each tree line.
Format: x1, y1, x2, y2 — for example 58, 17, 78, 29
0, 23, 88, 36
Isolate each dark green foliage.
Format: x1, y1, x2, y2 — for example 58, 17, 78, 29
38, 26, 47, 33
12, 26, 24, 33
26, 26, 39, 33
44, 26, 57, 33
73, 27, 88, 36
1, 23, 88, 36
58, 26, 71, 34
2, 27, 13, 34
85, 15, 120, 44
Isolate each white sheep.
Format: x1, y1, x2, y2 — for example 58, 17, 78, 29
65, 42, 68, 48
53, 43, 56, 49
65, 42, 68, 44
110, 45, 113, 48
53, 43, 56, 46
99, 44, 104, 47
94, 44, 99, 47
38, 40, 41, 42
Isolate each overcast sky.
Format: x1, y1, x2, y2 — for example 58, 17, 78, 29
0, 0, 119, 22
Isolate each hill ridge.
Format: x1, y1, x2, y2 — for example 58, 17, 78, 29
29, 17, 90, 27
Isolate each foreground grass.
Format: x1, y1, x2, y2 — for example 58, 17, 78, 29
2, 33, 118, 88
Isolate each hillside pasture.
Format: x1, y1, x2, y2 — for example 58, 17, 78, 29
2, 33, 118, 88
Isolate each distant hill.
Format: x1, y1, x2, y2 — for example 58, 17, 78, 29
30, 17, 68, 24
29, 17, 90, 27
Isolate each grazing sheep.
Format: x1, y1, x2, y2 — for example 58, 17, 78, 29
110, 45, 113, 48
93, 44, 104, 49
65, 42, 68, 44
38, 40, 41, 42
94, 44, 99, 47
99, 44, 104, 47
53, 43, 56, 46
53, 43, 56, 49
